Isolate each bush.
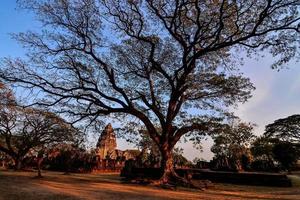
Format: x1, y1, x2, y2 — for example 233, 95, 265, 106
44, 144, 96, 173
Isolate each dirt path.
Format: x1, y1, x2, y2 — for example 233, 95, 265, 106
0, 170, 299, 200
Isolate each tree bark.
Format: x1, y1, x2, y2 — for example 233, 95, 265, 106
160, 149, 176, 183
158, 145, 196, 188
159, 144, 191, 187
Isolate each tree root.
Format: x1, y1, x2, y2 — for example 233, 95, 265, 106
156, 174, 212, 190
125, 176, 213, 190
122, 170, 213, 190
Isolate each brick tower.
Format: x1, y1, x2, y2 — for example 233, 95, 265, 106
96, 123, 117, 159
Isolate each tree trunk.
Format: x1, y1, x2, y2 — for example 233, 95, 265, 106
37, 157, 43, 178
160, 149, 177, 184
64, 160, 71, 175
14, 158, 23, 170
159, 146, 198, 188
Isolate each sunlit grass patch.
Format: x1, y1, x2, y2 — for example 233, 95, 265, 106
288, 175, 300, 187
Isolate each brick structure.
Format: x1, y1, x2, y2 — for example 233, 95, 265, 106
96, 123, 117, 159
94, 123, 140, 171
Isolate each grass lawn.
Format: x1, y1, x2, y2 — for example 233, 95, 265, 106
0, 170, 300, 200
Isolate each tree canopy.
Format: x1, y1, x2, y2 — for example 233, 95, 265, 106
0, 0, 299, 184
0, 83, 79, 169
265, 114, 300, 143
211, 120, 255, 171
211, 121, 255, 156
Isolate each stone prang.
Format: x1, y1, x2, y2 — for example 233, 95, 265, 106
96, 123, 117, 159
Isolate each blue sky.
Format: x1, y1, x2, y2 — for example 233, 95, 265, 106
1, 0, 300, 161
0, 1, 35, 57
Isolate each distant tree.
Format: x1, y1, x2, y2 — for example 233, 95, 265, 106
265, 115, 300, 143
272, 141, 300, 171
0, 151, 11, 168
251, 136, 300, 172
0, 108, 78, 170
192, 157, 209, 169
251, 115, 300, 171
211, 120, 255, 171
172, 147, 191, 168
0, 84, 79, 170
1, 0, 299, 185
251, 136, 277, 163
58, 144, 77, 174
130, 128, 161, 167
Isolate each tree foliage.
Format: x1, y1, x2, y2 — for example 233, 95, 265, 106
211, 120, 255, 156
211, 120, 255, 171
251, 136, 300, 172
272, 141, 300, 171
265, 114, 300, 143
0, 83, 79, 169
258, 115, 300, 171
251, 136, 275, 161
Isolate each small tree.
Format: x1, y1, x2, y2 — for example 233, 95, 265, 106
251, 136, 275, 161
172, 147, 191, 168
211, 120, 255, 171
139, 136, 161, 168
250, 136, 277, 171
1, 0, 299, 185
0, 84, 78, 170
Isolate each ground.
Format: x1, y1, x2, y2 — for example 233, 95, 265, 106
0, 170, 300, 200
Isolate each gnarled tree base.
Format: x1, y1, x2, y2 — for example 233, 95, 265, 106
124, 170, 213, 190
152, 171, 212, 190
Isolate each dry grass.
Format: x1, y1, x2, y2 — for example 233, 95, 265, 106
0, 170, 300, 200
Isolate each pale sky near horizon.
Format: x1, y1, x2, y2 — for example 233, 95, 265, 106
1, 0, 300, 161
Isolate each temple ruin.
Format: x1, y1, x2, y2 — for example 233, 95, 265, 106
94, 123, 140, 171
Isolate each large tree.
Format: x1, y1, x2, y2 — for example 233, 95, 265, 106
0, 0, 299, 184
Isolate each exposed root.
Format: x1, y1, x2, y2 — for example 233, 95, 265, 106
121, 169, 213, 190
150, 172, 213, 190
